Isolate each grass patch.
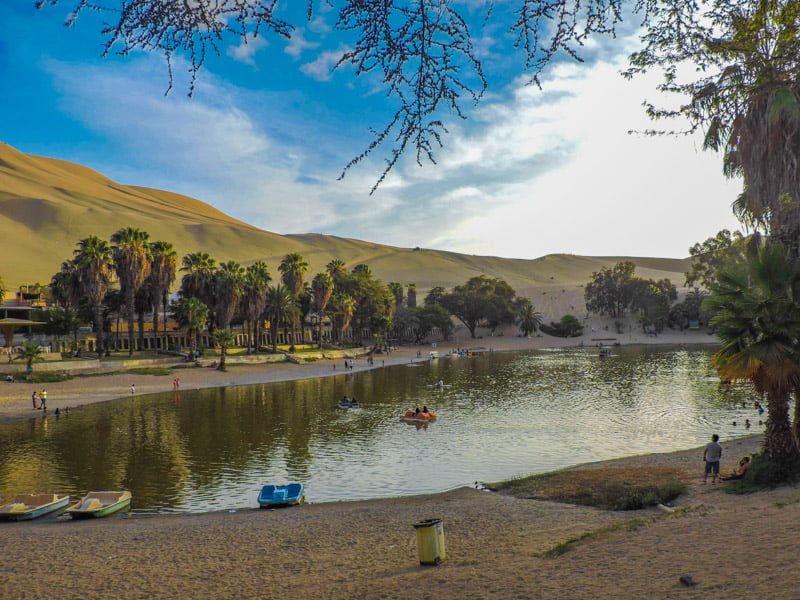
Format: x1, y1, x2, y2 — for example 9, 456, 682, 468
491, 466, 687, 511
14, 371, 73, 383
126, 367, 173, 376
76, 370, 123, 378
542, 506, 700, 557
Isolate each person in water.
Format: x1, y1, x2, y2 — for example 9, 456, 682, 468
414, 406, 421, 415
421, 405, 429, 414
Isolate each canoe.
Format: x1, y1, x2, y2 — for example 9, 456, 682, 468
0, 494, 70, 521
65, 491, 132, 519
258, 483, 304, 508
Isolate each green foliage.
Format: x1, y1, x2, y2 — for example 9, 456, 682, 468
540, 314, 583, 338
18, 341, 44, 371
16, 371, 72, 383
725, 453, 799, 494
438, 275, 517, 338
515, 298, 543, 336
686, 229, 748, 288
584, 261, 636, 318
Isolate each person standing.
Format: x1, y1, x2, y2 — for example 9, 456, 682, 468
31, 391, 38, 410
39, 389, 47, 410
703, 434, 723, 484
130, 383, 136, 397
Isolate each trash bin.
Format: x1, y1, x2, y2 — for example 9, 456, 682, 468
413, 518, 445, 565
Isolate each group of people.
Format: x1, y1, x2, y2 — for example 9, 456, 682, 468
30, 388, 47, 410
703, 434, 751, 484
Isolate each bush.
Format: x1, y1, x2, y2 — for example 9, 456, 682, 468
540, 314, 584, 338
15, 371, 72, 383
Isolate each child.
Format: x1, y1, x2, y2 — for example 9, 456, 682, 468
703, 434, 723, 484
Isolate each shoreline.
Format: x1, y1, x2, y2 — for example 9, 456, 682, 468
0, 328, 718, 424
4, 434, 797, 599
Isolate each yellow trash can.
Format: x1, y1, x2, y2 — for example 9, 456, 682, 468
413, 518, 445, 565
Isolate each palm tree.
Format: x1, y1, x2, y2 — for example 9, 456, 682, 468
213, 261, 246, 330
312, 272, 334, 349
279, 253, 308, 351
111, 227, 152, 355
706, 242, 800, 476
19, 341, 43, 373
388, 282, 404, 307
213, 328, 236, 372
180, 252, 217, 307
135, 286, 151, 352
515, 299, 543, 337
148, 241, 178, 351
174, 297, 209, 358
265, 284, 297, 353
407, 283, 417, 307
49, 260, 81, 309
0, 276, 5, 304
326, 259, 346, 281
73, 236, 114, 355
243, 261, 271, 353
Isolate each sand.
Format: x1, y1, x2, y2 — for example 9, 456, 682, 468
4, 330, 786, 599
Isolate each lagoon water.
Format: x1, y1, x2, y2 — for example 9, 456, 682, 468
0, 346, 760, 514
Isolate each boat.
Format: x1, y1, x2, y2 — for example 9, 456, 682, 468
337, 398, 360, 409
444, 351, 462, 359
258, 483, 305, 508
400, 409, 437, 422
0, 494, 70, 521
65, 491, 132, 519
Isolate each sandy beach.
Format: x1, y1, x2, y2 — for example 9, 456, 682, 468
4, 328, 788, 599
2, 434, 798, 599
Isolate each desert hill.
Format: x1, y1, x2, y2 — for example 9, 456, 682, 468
0, 143, 692, 317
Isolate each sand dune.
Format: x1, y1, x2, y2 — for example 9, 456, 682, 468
0, 143, 692, 308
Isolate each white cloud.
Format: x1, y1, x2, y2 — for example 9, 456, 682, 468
284, 29, 318, 59
300, 47, 348, 82
227, 35, 268, 66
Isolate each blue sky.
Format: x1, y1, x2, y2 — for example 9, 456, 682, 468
0, 2, 743, 259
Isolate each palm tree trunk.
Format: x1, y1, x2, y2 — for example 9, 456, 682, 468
162, 293, 169, 352
126, 290, 135, 356
217, 347, 226, 371
318, 313, 324, 349
764, 382, 800, 473
93, 304, 105, 355
138, 308, 146, 352
152, 307, 159, 353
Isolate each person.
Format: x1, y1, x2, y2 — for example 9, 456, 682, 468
130, 383, 136, 397
31, 391, 38, 410
421, 405, 429, 414
414, 406, 421, 415
722, 456, 751, 481
745, 419, 751, 429
703, 434, 723, 484
40, 389, 47, 410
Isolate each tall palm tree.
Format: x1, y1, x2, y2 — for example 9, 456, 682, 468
515, 299, 543, 337
706, 242, 800, 475
312, 272, 334, 349
135, 286, 151, 352
213, 328, 236, 372
279, 253, 308, 350
111, 227, 151, 355
388, 282, 404, 307
243, 261, 271, 353
265, 284, 297, 353
213, 261, 246, 330
148, 241, 178, 351
0, 276, 5, 305
73, 236, 114, 355
180, 252, 217, 306
174, 297, 208, 358
407, 283, 417, 307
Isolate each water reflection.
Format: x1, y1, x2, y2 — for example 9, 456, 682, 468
0, 346, 760, 513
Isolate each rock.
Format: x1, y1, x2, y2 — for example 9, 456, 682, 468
679, 575, 695, 587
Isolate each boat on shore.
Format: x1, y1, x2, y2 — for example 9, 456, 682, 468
0, 494, 70, 521
65, 491, 131, 519
258, 483, 305, 508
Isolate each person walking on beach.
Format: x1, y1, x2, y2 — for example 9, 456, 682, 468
703, 434, 723, 484
130, 383, 136, 397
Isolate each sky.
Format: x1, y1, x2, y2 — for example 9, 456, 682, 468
0, 2, 745, 260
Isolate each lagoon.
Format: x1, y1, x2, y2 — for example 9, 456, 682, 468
0, 346, 758, 513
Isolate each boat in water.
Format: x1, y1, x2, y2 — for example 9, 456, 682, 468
0, 494, 70, 521
337, 397, 360, 409
65, 491, 131, 519
258, 483, 305, 508
400, 409, 437, 422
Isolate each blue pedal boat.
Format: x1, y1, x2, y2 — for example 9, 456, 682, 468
258, 483, 304, 508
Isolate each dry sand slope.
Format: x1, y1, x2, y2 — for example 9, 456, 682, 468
0, 142, 691, 304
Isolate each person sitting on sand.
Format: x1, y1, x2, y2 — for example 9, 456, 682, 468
722, 456, 751, 481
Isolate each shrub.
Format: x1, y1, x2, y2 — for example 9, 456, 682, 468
540, 314, 584, 338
